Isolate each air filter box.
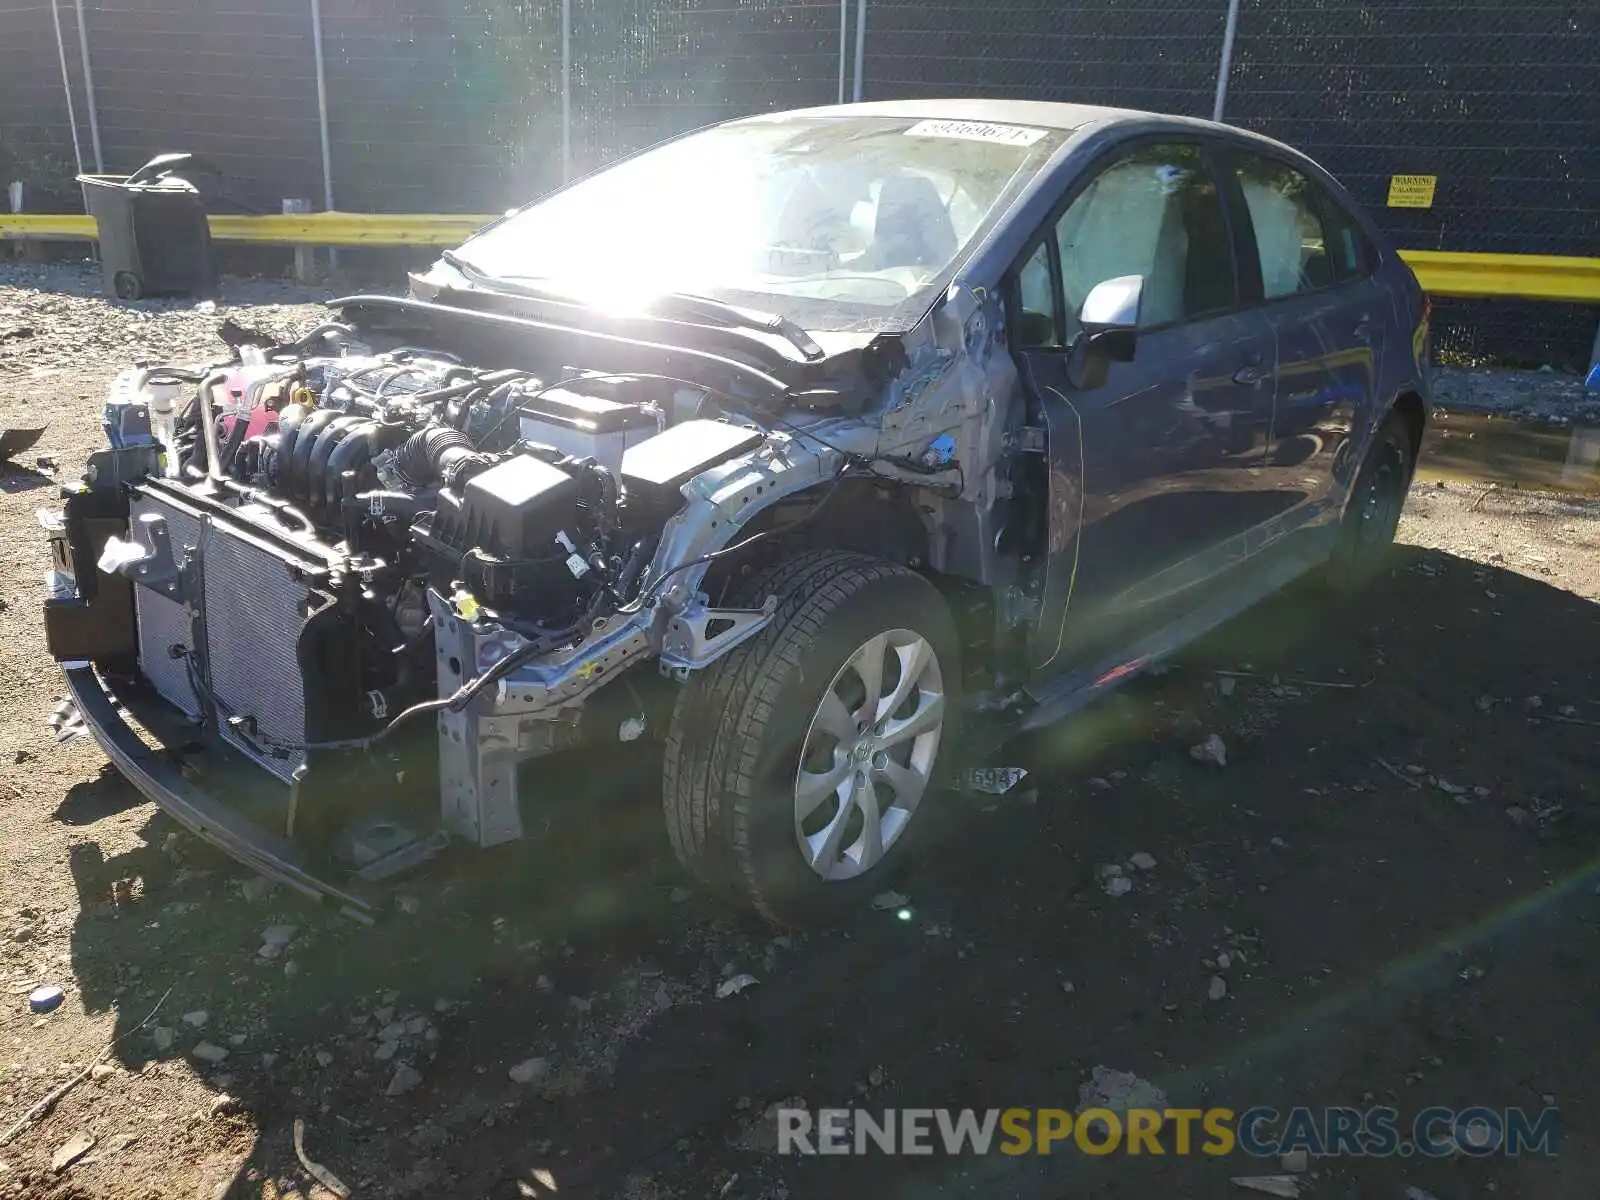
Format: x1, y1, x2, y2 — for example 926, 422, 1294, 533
425, 453, 581, 561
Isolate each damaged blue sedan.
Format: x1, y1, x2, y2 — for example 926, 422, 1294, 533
44, 100, 1430, 924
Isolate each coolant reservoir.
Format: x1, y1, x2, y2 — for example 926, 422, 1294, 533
109, 367, 187, 477
144, 376, 185, 477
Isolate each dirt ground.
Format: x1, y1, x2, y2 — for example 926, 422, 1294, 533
1, 263, 1599, 1200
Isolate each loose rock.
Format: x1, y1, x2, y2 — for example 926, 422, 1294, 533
1190, 734, 1228, 767
51, 1132, 96, 1173
871, 891, 909, 911
181, 1010, 210, 1029
716, 974, 760, 999
239, 876, 276, 903
1104, 875, 1133, 898
151, 1026, 175, 1052
208, 1093, 240, 1118
1209, 976, 1228, 1001
1129, 852, 1157, 871
509, 1057, 549, 1085
386, 1064, 423, 1097
260, 924, 297, 948
191, 1042, 229, 1064
1076, 1066, 1168, 1117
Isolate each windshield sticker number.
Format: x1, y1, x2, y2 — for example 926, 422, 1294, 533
903, 119, 1047, 147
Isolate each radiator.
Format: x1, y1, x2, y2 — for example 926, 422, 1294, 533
201, 521, 310, 782
128, 488, 312, 783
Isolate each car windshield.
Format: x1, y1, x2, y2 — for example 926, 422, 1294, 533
449, 114, 1061, 333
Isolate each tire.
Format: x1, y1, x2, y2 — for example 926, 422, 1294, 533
663, 550, 961, 926
1329, 409, 1415, 581
112, 271, 143, 301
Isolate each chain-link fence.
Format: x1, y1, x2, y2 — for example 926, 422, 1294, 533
2, 0, 1596, 366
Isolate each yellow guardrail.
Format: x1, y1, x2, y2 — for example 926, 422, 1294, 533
3, 212, 1599, 302
1399, 250, 1600, 304
0, 212, 496, 246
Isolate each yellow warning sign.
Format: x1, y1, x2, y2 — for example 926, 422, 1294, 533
1387, 175, 1437, 209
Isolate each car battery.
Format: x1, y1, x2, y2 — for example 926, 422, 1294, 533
516, 379, 664, 476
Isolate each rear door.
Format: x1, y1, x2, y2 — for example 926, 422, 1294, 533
1218, 150, 1388, 525
1009, 139, 1283, 674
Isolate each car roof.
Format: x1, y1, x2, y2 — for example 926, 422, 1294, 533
739, 98, 1130, 131
732, 98, 1306, 158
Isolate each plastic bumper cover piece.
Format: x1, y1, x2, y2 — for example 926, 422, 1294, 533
60, 664, 376, 922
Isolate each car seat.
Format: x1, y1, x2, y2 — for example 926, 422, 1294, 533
858, 173, 959, 272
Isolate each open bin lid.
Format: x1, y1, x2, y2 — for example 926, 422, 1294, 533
77, 153, 220, 193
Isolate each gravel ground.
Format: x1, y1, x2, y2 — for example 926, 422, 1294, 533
1, 262, 1599, 1200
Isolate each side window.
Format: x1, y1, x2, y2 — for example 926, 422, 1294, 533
1054, 142, 1236, 331
1014, 240, 1061, 348
1230, 154, 1364, 297
1315, 192, 1370, 283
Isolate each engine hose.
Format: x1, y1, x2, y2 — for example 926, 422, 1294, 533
216, 415, 252, 478
392, 425, 474, 490
288, 409, 339, 502
584, 462, 620, 534
279, 321, 354, 357
306, 415, 366, 510
236, 433, 276, 481
469, 380, 526, 448
614, 535, 655, 602
416, 367, 527, 407
324, 420, 383, 508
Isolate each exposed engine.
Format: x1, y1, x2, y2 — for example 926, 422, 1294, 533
91, 321, 771, 832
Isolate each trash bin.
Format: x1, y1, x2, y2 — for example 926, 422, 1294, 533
78, 153, 219, 300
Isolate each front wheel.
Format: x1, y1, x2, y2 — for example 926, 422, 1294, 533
663, 550, 961, 926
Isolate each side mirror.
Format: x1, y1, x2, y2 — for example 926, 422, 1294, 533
1067, 274, 1143, 390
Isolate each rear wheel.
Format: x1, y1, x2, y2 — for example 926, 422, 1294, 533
1331, 409, 1414, 579
663, 550, 960, 926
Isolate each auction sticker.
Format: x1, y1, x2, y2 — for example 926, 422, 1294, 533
904, 119, 1047, 147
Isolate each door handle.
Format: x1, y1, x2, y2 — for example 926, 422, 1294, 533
1234, 364, 1264, 385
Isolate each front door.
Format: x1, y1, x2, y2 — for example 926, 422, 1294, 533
1009, 140, 1282, 674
